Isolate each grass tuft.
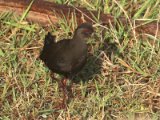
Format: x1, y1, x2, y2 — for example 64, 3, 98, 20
0, 0, 160, 119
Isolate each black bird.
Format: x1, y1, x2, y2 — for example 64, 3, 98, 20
40, 23, 94, 108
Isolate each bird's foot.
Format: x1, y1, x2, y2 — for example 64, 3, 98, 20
50, 73, 59, 81
54, 101, 67, 110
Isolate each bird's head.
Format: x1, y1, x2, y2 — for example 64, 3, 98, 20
74, 23, 94, 38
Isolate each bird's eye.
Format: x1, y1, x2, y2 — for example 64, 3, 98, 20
82, 29, 92, 36
82, 29, 90, 33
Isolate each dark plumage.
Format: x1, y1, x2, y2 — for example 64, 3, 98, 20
40, 23, 93, 77
39, 23, 93, 108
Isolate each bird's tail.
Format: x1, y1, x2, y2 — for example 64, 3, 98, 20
44, 32, 56, 46
39, 32, 56, 61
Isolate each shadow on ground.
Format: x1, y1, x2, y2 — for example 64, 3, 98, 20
72, 54, 102, 83
72, 38, 119, 83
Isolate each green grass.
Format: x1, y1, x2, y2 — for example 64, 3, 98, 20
0, 0, 160, 119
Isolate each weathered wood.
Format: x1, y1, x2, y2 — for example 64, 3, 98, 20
0, 0, 159, 37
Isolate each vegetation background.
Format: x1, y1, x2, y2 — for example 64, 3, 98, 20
0, 0, 160, 119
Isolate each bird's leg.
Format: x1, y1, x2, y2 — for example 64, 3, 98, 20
60, 77, 68, 109
67, 81, 74, 98
50, 73, 67, 109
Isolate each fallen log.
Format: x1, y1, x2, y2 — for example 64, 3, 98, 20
0, 0, 159, 37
